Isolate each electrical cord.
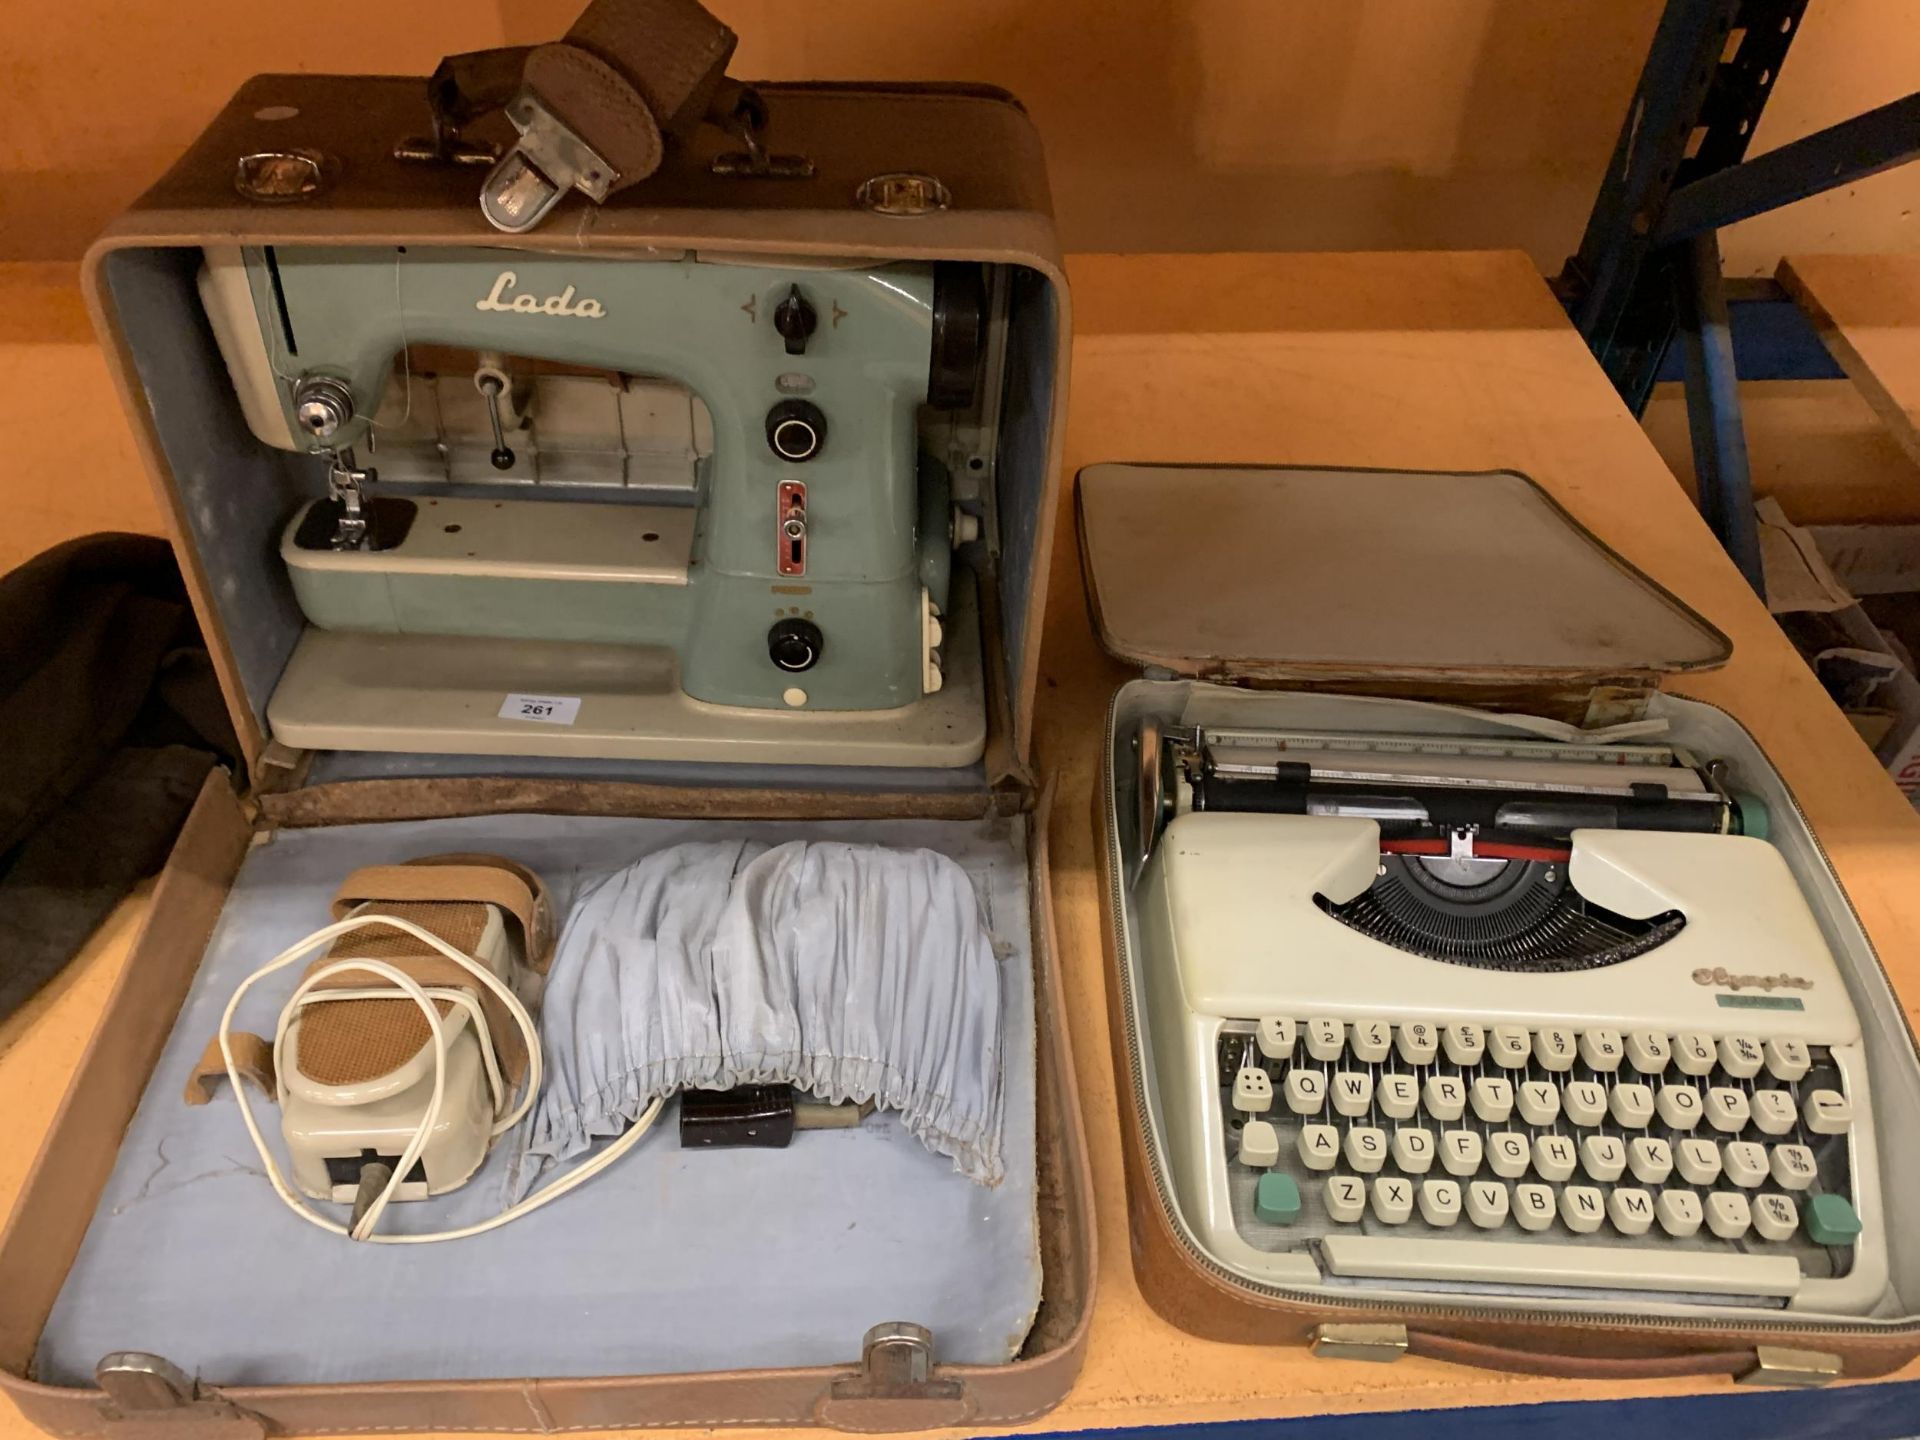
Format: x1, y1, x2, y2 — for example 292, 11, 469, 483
220, 913, 661, 1243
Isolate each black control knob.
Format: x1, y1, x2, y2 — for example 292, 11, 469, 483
773, 285, 817, 356
768, 618, 824, 673
766, 399, 827, 463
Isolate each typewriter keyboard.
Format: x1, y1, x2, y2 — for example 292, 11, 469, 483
1218, 1017, 1864, 1301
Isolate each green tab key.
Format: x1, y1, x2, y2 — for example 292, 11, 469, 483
1806, 1192, 1863, 1247
1255, 1172, 1302, 1224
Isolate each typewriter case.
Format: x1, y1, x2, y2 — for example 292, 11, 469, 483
1080, 462, 1920, 1382
0, 77, 1094, 1437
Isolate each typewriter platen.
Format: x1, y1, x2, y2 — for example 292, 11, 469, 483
1133, 720, 1883, 1313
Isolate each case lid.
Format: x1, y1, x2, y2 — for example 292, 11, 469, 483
1077, 464, 1731, 690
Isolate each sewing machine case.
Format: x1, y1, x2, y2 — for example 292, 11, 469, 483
0, 76, 1094, 1437
1079, 461, 1920, 1384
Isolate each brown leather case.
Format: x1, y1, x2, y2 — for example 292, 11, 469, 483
0, 73, 1094, 1438
1078, 463, 1920, 1385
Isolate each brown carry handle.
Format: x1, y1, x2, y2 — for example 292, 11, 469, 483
1395, 1331, 1841, 1387
417, 0, 756, 233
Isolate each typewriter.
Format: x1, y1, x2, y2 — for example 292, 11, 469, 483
1133, 720, 1883, 1312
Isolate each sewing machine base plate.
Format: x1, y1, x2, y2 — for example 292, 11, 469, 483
292, 497, 418, 553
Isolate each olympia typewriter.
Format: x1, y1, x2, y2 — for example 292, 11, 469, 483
0, 4, 1095, 1435
1085, 462, 1920, 1378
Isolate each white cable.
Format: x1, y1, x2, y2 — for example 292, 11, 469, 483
220, 913, 661, 1243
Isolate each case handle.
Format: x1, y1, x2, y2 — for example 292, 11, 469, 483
1398, 1331, 1841, 1387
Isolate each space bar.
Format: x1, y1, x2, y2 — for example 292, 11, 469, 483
1317, 1236, 1802, 1300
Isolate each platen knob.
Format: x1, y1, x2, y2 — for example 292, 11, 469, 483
773, 285, 817, 356
766, 399, 827, 463
768, 618, 824, 673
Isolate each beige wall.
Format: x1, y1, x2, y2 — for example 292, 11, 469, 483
5, 0, 1917, 271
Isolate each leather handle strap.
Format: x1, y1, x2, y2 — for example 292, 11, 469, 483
184, 1032, 276, 1106
1406, 1331, 1754, 1380
330, 854, 555, 973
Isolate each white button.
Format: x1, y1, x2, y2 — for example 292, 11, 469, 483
1626, 1030, 1672, 1074
1517, 1080, 1560, 1126
1706, 1190, 1752, 1239
1764, 1037, 1810, 1082
1346, 1126, 1387, 1173
1324, 1174, 1367, 1222
1284, 1070, 1326, 1115
1533, 1134, 1577, 1182
1677, 1137, 1722, 1185
1534, 1027, 1577, 1071
1579, 1029, 1624, 1072
1560, 1185, 1605, 1233
1441, 1129, 1483, 1177
1418, 1179, 1463, 1227
1396, 1021, 1438, 1066
1705, 1087, 1751, 1133
1378, 1074, 1420, 1120
1718, 1034, 1764, 1079
1609, 1082, 1654, 1128
1771, 1143, 1818, 1191
1724, 1141, 1770, 1188
1513, 1182, 1557, 1231
1422, 1075, 1466, 1122
1675, 1031, 1717, 1076
1255, 1017, 1296, 1059
1233, 1068, 1273, 1113
1349, 1019, 1390, 1064
1563, 1081, 1608, 1127
1805, 1088, 1851, 1134
1628, 1136, 1673, 1184
1466, 1181, 1509, 1229
1305, 1018, 1345, 1062
1331, 1071, 1374, 1118
1608, 1187, 1655, 1236
1579, 1134, 1627, 1182
1298, 1123, 1340, 1171
1471, 1076, 1514, 1123
1392, 1128, 1435, 1174
1488, 1131, 1530, 1178
1371, 1176, 1414, 1224
1238, 1119, 1279, 1167
1443, 1022, 1485, 1066
1657, 1189, 1704, 1238
782, 687, 808, 707
1751, 1090, 1797, 1136
1491, 1025, 1532, 1068
1753, 1192, 1799, 1242
1656, 1084, 1702, 1129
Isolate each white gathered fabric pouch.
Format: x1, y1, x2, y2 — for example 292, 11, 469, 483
521, 839, 1007, 1190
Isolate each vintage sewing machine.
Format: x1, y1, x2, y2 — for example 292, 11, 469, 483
198, 242, 993, 761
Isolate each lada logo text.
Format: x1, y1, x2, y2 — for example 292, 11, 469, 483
475, 270, 606, 319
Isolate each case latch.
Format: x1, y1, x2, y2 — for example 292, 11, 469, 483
814, 1322, 973, 1431
1736, 1346, 1843, 1387
1310, 1323, 1410, 1363
95, 1353, 267, 1439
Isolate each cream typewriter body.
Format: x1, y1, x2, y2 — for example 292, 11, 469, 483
1133, 722, 1884, 1315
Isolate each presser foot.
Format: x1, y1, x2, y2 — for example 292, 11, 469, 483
292, 496, 419, 553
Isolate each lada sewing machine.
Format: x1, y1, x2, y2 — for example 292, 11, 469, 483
198, 242, 991, 752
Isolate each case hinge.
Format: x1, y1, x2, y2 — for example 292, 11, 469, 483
815, 1322, 973, 1431
1736, 1346, 1843, 1387
95, 1353, 267, 1439
1310, 1323, 1410, 1363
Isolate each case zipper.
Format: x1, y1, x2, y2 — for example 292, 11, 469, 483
1099, 685, 1920, 1343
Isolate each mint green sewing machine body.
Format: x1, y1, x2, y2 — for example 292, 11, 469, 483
229, 246, 949, 712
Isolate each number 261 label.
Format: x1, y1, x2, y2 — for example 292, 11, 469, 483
498, 693, 582, 726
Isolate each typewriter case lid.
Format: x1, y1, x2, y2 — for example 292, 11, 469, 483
1076, 463, 1731, 721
